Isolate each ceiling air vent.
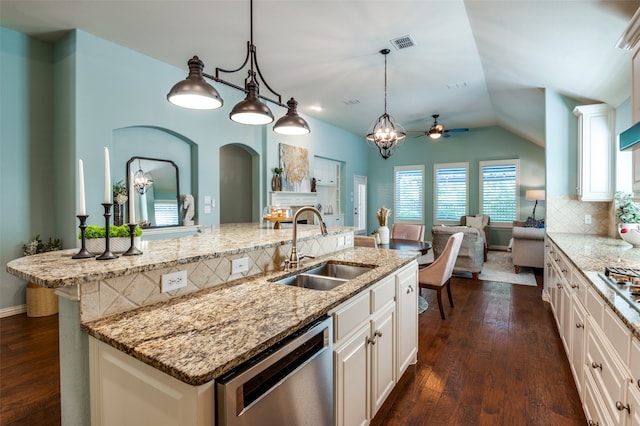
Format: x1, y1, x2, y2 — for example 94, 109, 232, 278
343, 99, 361, 106
390, 35, 416, 50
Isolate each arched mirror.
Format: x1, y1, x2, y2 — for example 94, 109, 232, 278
126, 157, 180, 228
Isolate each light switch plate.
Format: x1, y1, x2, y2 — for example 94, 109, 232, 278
204, 205, 212, 214
162, 270, 187, 293
204, 195, 212, 205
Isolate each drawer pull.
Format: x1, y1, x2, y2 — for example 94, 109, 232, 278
570, 283, 577, 289
637, 379, 640, 389
374, 330, 383, 338
561, 268, 567, 273
616, 401, 630, 413
575, 323, 584, 329
591, 361, 602, 371
588, 421, 599, 426
407, 285, 414, 294
557, 283, 563, 289
367, 337, 376, 345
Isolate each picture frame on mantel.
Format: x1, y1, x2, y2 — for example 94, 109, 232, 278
279, 143, 311, 192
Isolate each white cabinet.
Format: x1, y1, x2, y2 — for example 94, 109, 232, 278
315, 158, 340, 186
570, 292, 587, 398
89, 338, 215, 426
323, 214, 344, 227
572, 104, 615, 201
314, 157, 341, 220
333, 261, 418, 426
396, 262, 418, 378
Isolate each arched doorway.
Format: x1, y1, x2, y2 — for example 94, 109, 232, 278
219, 144, 259, 223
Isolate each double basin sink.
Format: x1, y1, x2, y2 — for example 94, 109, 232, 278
271, 261, 376, 291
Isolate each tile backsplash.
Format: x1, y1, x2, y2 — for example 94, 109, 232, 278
546, 195, 613, 236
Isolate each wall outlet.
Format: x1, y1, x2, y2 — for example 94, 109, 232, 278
231, 257, 249, 274
584, 214, 592, 224
162, 270, 187, 293
337, 235, 345, 247
345, 234, 353, 246
204, 205, 212, 214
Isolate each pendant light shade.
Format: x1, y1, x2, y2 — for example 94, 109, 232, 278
166, 0, 310, 134
366, 49, 406, 159
273, 98, 311, 135
167, 56, 223, 110
230, 79, 274, 125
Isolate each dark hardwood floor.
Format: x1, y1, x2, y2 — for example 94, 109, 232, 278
371, 271, 586, 426
0, 270, 585, 426
1, 313, 60, 426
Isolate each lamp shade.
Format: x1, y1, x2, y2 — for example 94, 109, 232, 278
273, 98, 311, 135
167, 56, 223, 110
525, 189, 546, 201
230, 80, 274, 125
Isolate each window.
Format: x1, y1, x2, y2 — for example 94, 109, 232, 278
433, 162, 468, 223
394, 165, 424, 223
154, 200, 179, 226
480, 159, 519, 224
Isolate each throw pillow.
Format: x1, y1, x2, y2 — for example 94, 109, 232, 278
466, 215, 484, 229
525, 216, 544, 228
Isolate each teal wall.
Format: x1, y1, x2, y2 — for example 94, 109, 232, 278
0, 28, 368, 310
365, 126, 546, 247
1, 28, 55, 311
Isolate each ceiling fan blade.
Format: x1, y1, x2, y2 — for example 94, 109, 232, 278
447, 128, 469, 133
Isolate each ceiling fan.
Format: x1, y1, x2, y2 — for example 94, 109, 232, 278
411, 114, 469, 140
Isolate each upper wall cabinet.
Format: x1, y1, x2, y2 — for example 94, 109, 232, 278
314, 158, 340, 187
572, 104, 614, 202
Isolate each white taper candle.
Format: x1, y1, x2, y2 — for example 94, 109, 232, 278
104, 147, 111, 203
78, 159, 86, 215
129, 171, 135, 223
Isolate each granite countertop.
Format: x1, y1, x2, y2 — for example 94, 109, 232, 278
5, 223, 351, 288
547, 232, 640, 339
81, 246, 417, 386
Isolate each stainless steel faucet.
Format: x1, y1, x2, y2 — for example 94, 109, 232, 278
285, 206, 328, 270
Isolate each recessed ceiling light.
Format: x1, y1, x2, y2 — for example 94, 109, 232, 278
310, 105, 323, 112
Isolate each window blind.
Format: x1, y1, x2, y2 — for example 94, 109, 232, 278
481, 162, 517, 223
394, 166, 424, 222
434, 165, 467, 221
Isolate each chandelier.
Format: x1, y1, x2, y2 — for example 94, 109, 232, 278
365, 49, 406, 159
133, 160, 154, 195
166, 0, 310, 135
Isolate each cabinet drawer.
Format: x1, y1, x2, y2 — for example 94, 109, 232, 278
371, 276, 395, 313
586, 317, 629, 425
333, 291, 370, 343
571, 269, 588, 306
583, 364, 614, 426
586, 286, 605, 328
603, 307, 631, 365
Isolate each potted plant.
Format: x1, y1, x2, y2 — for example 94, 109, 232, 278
22, 234, 63, 317
81, 224, 142, 254
112, 180, 128, 226
615, 192, 640, 246
272, 167, 283, 191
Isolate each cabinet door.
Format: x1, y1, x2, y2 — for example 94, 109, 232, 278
570, 294, 587, 398
371, 302, 396, 416
628, 385, 640, 426
396, 263, 418, 378
561, 280, 573, 357
334, 323, 370, 426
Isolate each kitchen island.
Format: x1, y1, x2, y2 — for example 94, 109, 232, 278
6, 223, 419, 425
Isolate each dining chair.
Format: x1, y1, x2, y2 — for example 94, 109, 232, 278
354, 235, 378, 248
390, 223, 425, 241
418, 232, 463, 319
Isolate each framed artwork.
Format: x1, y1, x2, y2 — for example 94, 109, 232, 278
279, 143, 311, 192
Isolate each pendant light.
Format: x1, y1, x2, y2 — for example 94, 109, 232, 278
133, 160, 154, 195
166, 0, 310, 134
365, 49, 406, 159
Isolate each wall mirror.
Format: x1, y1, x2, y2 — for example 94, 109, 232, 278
126, 157, 180, 228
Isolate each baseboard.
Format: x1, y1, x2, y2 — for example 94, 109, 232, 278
489, 245, 510, 251
0, 304, 27, 318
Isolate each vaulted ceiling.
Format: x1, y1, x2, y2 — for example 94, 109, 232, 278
2, 0, 639, 147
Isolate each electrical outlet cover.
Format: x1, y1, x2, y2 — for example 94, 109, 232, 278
162, 270, 187, 292
231, 257, 249, 274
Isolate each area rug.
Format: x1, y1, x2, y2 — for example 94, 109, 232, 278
418, 296, 429, 314
477, 251, 537, 286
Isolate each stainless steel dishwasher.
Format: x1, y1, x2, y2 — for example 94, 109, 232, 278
216, 317, 333, 426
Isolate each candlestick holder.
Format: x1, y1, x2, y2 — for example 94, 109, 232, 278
72, 215, 93, 259
97, 203, 118, 260
123, 223, 142, 256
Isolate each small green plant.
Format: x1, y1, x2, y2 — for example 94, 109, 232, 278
81, 225, 142, 239
23, 234, 63, 256
273, 167, 283, 175
615, 192, 640, 224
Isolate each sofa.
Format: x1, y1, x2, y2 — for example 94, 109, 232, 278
460, 214, 490, 261
511, 220, 545, 273
431, 225, 485, 279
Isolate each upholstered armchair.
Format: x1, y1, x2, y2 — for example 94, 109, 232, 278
431, 225, 485, 279
460, 214, 490, 261
511, 220, 545, 273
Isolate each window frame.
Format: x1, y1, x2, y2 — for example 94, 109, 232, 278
433, 162, 469, 225
393, 165, 425, 225
479, 159, 520, 228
